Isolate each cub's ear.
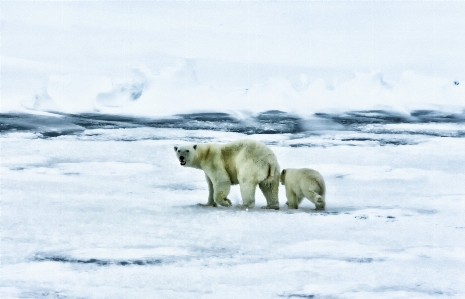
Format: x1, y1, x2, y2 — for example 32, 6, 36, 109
193, 145, 197, 150
174, 146, 178, 152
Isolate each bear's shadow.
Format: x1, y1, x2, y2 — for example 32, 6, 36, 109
181, 204, 347, 215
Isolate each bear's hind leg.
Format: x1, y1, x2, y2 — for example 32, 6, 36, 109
238, 182, 256, 209
314, 194, 325, 210
303, 189, 325, 210
259, 181, 279, 210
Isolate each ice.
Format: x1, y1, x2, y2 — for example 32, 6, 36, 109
9, 66, 465, 117
2, 124, 465, 298
362, 123, 465, 138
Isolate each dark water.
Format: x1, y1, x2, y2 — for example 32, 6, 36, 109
1, 109, 464, 138
34, 254, 163, 266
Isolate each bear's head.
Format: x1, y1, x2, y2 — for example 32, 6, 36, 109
174, 144, 197, 167
280, 169, 287, 185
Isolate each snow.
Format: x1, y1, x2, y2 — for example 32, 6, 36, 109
2, 2, 465, 115
2, 124, 465, 298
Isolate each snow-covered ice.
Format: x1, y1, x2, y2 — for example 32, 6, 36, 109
1, 114, 465, 298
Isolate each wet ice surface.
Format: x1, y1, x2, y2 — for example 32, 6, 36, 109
1, 112, 465, 298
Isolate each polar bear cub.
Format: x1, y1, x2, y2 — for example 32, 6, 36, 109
280, 168, 326, 210
174, 139, 280, 209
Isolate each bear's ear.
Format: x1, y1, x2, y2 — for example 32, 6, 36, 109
281, 169, 286, 175
174, 146, 178, 152
193, 145, 197, 150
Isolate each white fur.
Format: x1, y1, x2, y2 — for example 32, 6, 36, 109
280, 168, 326, 210
174, 139, 280, 209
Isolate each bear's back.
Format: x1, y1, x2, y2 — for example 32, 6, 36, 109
287, 168, 326, 195
220, 140, 267, 158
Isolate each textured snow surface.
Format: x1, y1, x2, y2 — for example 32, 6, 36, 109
2, 119, 465, 298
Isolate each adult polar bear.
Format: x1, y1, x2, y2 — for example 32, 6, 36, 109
174, 139, 280, 209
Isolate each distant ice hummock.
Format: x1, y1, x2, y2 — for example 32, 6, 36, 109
10, 61, 464, 118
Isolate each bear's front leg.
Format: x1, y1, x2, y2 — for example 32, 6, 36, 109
213, 180, 232, 207
198, 174, 217, 207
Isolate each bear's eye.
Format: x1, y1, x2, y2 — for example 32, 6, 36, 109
177, 150, 180, 153
186, 150, 189, 153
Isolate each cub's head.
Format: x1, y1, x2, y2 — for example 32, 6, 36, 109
174, 144, 197, 167
280, 169, 287, 185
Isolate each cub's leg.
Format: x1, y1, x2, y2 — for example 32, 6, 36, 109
238, 182, 257, 209
259, 180, 279, 210
286, 198, 304, 206
286, 188, 300, 209
198, 174, 217, 207
303, 189, 325, 210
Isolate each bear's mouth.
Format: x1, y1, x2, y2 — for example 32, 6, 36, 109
180, 161, 186, 166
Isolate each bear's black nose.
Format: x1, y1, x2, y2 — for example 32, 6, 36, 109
179, 156, 185, 161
